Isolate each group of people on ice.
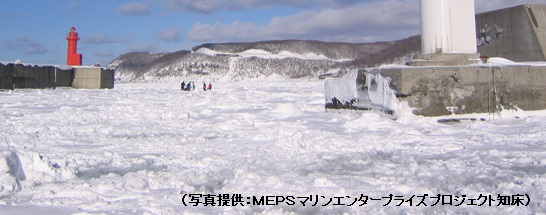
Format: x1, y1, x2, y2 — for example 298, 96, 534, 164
181, 81, 212, 91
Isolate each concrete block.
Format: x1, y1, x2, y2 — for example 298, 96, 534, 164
100, 69, 114, 89
41, 66, 56, 88
379, 65, 546, 116
477, 4, 546, 61
499, 66, 546, 110
0, 63, 14, 90
13, 64, 37, 88
326, 64, 546, 116
72, 67, 114, 89
54, 67, 74, 87
12, 64, 55, 89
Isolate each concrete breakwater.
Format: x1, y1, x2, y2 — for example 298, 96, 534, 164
0, 62, 113, 90
325, 63, 546, 116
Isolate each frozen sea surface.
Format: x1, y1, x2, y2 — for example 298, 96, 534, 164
1, 80, 545, 214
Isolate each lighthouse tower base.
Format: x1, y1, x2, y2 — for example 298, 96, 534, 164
411, 0, 480, 67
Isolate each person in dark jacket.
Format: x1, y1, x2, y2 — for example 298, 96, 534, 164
203, 82, 207, 91
181, 81, 185, 91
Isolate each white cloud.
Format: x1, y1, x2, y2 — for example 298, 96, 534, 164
156, 27, 182, 42
188, 0, 421, 43
94, 50, 116, 58
188, 22, 262, 42
84, 34, 124, 44
163, 0, 223, 13
118, 2, 151, 16
129, 42, 158, 52
162, 0, 368, 13
186, 0, 546, 44
4, 36, 48, 55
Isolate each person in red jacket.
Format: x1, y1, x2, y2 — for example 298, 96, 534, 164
207, 83, 212, 91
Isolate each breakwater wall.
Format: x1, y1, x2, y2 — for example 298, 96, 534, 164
0, 63, 113, 90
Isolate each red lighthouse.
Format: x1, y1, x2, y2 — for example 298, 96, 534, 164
66, 27, 82, 66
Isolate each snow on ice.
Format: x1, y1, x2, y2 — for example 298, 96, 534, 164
1, 79, 546, 214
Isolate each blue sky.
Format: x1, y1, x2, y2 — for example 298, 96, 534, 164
1, 0, 543, 66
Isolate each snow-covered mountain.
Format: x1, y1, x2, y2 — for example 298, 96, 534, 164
108, 36, 420, 81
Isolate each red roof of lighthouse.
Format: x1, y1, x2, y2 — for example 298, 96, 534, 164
70, 27, 76, 31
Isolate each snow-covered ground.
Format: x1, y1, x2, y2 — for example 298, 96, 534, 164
1, 79, 545, 214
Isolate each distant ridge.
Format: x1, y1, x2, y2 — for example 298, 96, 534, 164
109, 36, 421, 82
192, 39, 393, 60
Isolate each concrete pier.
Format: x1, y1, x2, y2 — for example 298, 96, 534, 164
0, 62, 114, 90
379, 64, 546, 116
325, 4, 546, 116
325, 63, 546, 116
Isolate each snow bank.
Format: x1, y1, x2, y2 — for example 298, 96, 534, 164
0, 151, 23, 197
487, 57, 518, 65
472, 57, 546, 67
0, 149, 76, 197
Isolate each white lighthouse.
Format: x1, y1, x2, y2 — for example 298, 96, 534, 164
408, 0, 480, 66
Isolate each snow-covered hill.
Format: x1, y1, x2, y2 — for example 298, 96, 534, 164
109, 36, 420, 82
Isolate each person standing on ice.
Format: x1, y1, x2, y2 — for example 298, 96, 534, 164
181, 81, 185, 91
207, 83, 212, 91
192, 81, 196, 90
186, 81, 192, 91
203, 82, 207, 91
